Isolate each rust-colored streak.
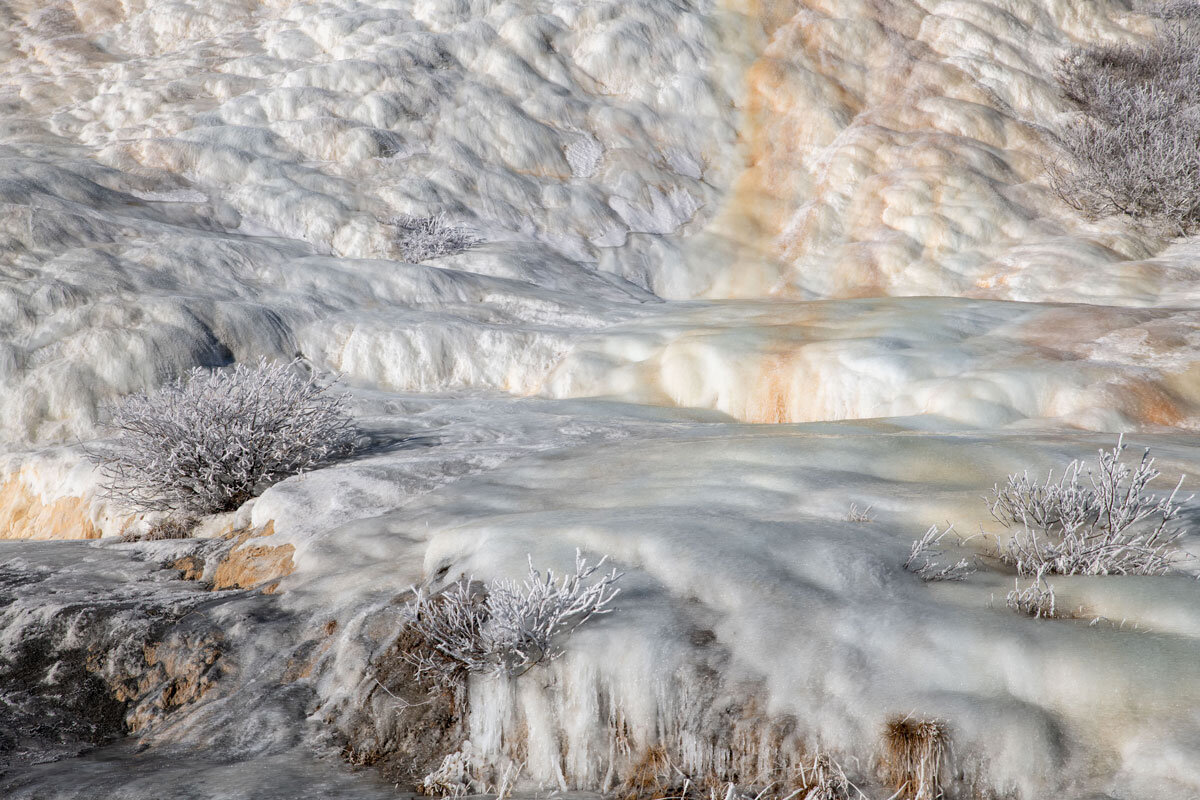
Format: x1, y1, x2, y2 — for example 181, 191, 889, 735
1116, 379, 1186, 428
749, 354, 795, 424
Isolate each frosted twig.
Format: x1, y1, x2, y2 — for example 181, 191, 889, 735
846, 503, 875, 523
904, 525, 975, 582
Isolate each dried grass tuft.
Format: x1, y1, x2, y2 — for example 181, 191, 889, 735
846, 503, 876, 524
120, 515, 197, 542
617, 746, 856, 800
391, 214, 482, 262
882, 718, 948, 800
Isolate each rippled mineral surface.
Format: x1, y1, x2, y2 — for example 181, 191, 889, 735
3, 1, 1200, 798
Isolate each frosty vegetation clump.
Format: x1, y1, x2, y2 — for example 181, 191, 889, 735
1005, 572, 1058, 619
1049, 10, 1200, 234
391, 214, 482, 262
904, 525, 975, 582
420, 746, 474, 798
92, 358, 357, 515
119, 515, 196, 543
846, 503, 875, 523
798, 752, 853, 800
990, 437, 1190, 576
401, 550, 622, 687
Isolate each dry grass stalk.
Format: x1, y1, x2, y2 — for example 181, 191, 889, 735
120, 515, 197, 542
798, 751, 853, 800
846, 504, 875, 524
882, 718, 948, 800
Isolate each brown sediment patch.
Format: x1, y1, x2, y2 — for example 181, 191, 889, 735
283, 619, 341, 683
1013, 306, 1152, 355
0, 477, 101, 540
338, 626, 468, 789
211, 520, 296, 594
702, 0, 808, 298
118, 633, 225, 732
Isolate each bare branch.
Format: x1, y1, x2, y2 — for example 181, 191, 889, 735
904, 525, 975, 582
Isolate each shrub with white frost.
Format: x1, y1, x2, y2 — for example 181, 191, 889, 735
990, 436, 1190, 577
401, 550, 622, 686
391, 214, 482, 262
91, 358, 357, 515
1049, 13, 1200, 235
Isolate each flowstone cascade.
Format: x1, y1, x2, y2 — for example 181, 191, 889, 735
3, 1, 1200, 799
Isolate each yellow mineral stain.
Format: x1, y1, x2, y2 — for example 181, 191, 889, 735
0, 477, 100, 540
211, 520, 296, 594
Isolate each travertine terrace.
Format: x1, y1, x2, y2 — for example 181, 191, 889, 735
2, 1, 1200, 798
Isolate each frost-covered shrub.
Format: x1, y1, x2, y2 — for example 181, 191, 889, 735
990, 437, 1190, 576
391, 214, 482, 262
904, 525, 975, 582
401, 551, 622, 686
1139, 0, 1200, 21
92, 358, 357, 515
1049, 15, 1200, 234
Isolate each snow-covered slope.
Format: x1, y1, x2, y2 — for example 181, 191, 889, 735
2, 1, 1200, 798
